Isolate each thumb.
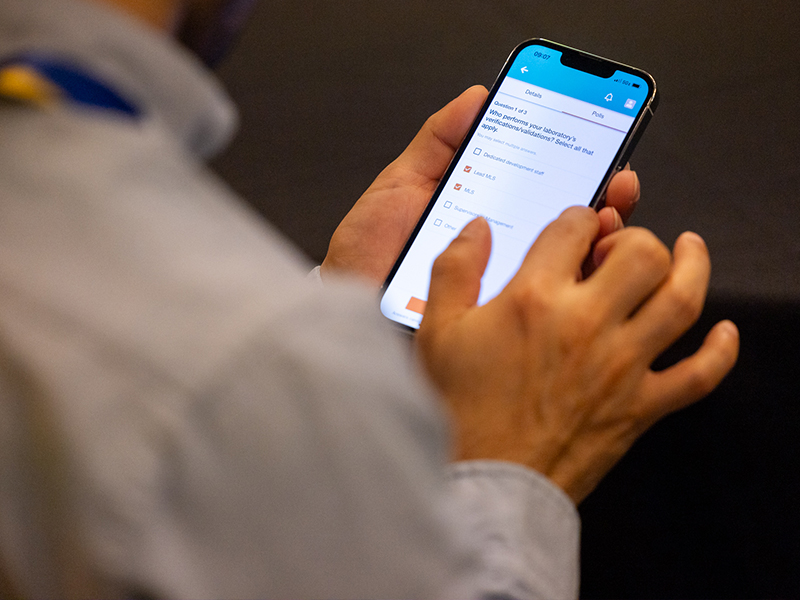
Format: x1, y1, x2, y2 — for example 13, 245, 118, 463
423, 218, 492, 326
392, 86, 488, 181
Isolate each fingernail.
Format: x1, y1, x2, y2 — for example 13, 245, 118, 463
632, 170, 640, 202
718, 319, 739, 339
680, 231, 706, 246
611, 206, 623, 231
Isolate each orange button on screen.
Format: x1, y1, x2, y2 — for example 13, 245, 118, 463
405, 297, 427, 315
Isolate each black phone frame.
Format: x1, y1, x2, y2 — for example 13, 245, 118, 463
381, 38, 659, 333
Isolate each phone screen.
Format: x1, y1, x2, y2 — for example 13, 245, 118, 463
381, 40, 657, 330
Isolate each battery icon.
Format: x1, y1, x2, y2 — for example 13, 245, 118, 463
632, 83, 640, 88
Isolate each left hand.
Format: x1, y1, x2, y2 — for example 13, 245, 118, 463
321, 86, 488, 286
321, 86, 642, 288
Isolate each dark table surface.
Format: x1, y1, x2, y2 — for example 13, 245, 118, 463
212, 2, 800, 597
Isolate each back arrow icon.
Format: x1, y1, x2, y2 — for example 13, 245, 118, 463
521, 66, 529, 73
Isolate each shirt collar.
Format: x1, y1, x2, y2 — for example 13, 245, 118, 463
0, 0, 239, 158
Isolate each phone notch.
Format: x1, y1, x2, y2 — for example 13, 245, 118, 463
560, 49, 616, 78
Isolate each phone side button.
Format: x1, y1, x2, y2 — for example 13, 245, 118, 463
618, 107, 653, 166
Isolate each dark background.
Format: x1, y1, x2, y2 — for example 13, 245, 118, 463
212, 2, 800, 597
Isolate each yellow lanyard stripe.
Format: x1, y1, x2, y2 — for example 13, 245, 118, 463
0, 64, 63, 107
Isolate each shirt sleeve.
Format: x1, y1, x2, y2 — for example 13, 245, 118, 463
442, 461, 580, 600
307, 267, 580, 598
6, 253, 580, 599
108, 280, 581, 600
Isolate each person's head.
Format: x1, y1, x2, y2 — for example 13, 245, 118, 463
90, 0, 258, 65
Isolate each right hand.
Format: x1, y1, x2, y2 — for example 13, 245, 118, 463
416, 208, 739, 504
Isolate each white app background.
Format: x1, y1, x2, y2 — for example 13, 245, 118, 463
381, 77, 635, 329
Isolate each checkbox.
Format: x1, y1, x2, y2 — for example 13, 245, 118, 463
454, 183, 462, 191
464, 165, 472, 173
434, 219, 442, 227
443, 201, 452, 208
473, 148, 482, 155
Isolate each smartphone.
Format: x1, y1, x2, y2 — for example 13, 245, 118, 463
380, 39, 658, 331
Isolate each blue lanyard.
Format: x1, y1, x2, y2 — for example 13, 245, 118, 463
0, 53, 141, 118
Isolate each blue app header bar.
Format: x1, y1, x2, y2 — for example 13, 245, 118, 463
507, 45, 649, 115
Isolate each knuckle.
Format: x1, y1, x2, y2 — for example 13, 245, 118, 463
507, 278, 561, 328
509, 281, 605, 343
683, 366, 718, 399
423, 113, 453, 153
509, 278, 551, 313
565, 308, 604, 340
627, 228, 671, 273
666, 285, 703, 325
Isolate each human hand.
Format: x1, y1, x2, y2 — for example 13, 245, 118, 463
416, 208, 739, 504
320, 87, 641, 287
320, 86, 487, 286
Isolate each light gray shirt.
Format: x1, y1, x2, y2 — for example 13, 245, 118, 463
0, 0, 580, 597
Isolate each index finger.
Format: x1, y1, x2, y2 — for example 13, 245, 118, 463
513, 206, 599, 285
